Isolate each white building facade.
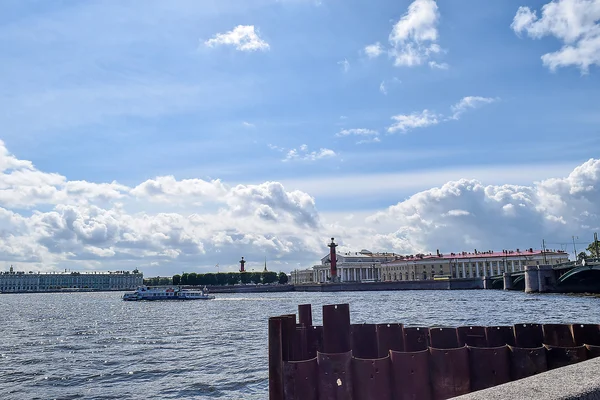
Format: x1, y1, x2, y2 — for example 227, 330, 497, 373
310, 250, 398, 283
290, 268, 315, 285
0, 267, 143, 292
296, 248, 570, 284
380, 249, 570, 281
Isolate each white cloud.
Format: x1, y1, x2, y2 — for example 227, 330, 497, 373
268, 144, 285, 152
361, 158, 600, 255
450, 96, 498, 120
337, 128, 380, 145
338, 58, 350, 72
511, 0, 600, 73
281, 160, 582, 200
388, 96, 498, 133
0, 140, 325, 273
0, 139, 598, 273
242, 121, 256, 128
365, 42, 384, 58
389, 0, 443, 67
356, 137, 381, 145
442, 209, 471, 217
388, 109, 440, 133
276, 145, 337, 162
337, 128, 379, 137
379, 81, 388, 94
205, 25, 270, 52
429, 61, 449, 69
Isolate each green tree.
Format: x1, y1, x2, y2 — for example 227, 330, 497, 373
158, 277, 172, 285
240, 272, 252, 284
216, 273, 228, 286
262, 271, 278, 284
197, 274, 208, 285
204, 273, 217, 286
278, 272, 289, 284
227, 272, 240, 285
587, 240, 600, 258
578, 252, 588, 261
181, 273, 189, 285
173, 274, 181, 285
250, 272, 262, 284
188, 272, 198, 286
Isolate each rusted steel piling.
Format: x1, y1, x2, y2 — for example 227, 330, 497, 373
269, 304, 600, 400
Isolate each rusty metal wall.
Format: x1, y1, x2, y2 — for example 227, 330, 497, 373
269, 303, 600, 400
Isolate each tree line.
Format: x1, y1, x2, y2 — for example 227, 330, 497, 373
143, 276, 173, 286
172, 271, 289, 286
578, 238, 600, 260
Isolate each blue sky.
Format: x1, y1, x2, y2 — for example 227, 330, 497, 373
0, 0, 599, 275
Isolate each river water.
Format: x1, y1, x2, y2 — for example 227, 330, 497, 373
1, 290, 598, 399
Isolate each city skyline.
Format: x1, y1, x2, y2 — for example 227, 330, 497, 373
0, 0, 599, 275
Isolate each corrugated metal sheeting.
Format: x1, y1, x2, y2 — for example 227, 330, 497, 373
269, 303, 600, 400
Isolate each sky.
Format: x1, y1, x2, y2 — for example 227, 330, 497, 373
0, 0, 599, 276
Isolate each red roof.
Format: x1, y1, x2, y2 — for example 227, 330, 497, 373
388, 249, 567, 263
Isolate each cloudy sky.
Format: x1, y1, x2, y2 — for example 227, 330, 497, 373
0, 0, 599, 276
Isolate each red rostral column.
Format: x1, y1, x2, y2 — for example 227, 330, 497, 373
328, 238, 338, 281
240, 257, 246, 273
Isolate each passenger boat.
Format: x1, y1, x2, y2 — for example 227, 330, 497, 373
122, 285, 215, 301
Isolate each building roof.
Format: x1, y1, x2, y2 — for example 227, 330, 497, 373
385, 249, 568, 263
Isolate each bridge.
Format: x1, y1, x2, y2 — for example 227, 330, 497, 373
486, 258, 600, 293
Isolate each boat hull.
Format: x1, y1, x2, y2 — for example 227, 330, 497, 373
122, 285, 215, 301
123, 296, 215, 301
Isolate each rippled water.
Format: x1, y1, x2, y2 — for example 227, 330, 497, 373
1, 290, 598, 399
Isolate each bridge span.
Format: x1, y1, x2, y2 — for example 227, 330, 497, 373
485, 259, 600, 293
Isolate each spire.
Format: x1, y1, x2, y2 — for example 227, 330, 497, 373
263, 256, 268, 273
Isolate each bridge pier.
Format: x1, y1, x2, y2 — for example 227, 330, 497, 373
503, 272, 513, 291
537, 265, 557, 293
482, 276, 492, 289
524, 265, 539, 293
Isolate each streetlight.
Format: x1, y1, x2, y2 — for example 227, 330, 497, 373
572, 236, 579, 260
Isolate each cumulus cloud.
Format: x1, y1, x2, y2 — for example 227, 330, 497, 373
365, 42, 384, 58
363, 1, 446, 68
2, 140, 599, 274
511, 0, 600, 73
361, 158, 600, 255
388, 109, 440, 133
0, 140, 325, 273
389, 0, 443, 67
205, 25, 270, 52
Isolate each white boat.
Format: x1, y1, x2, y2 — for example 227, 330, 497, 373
122, 285, 215, 301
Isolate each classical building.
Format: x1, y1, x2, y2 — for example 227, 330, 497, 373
380, 249, 570, 281
310, 250, 398, 283
290, 268, 315, 285
0, 266, 143, 292
294, 246, 570, 284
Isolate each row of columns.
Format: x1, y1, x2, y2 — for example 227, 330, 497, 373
313, 260, 532, 283
314, 266, 379, 283
456, 260, 523, 278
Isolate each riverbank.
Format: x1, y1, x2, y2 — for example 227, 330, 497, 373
194, 278, 484, 293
